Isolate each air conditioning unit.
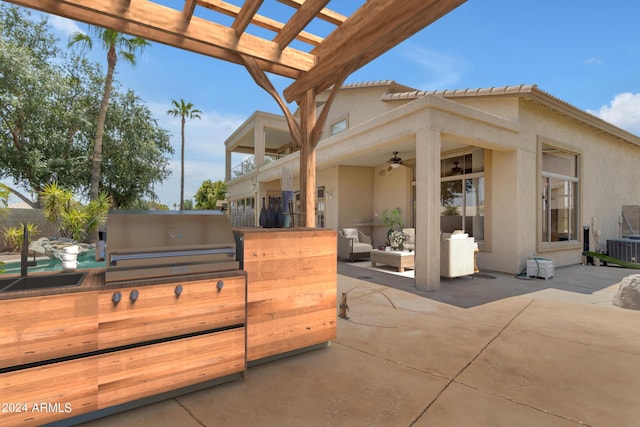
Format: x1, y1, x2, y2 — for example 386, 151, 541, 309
607, 238, 640, 263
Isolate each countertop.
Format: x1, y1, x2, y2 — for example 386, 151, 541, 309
0, 268, 246, 300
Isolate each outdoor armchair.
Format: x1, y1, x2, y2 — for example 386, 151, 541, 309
338, 228, 373, 261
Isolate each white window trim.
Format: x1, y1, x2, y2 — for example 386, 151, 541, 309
537, 139, 582, 253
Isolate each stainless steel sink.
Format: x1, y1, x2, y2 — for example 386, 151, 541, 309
0, 272, 87, 292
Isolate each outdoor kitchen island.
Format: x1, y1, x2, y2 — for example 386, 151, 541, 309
0, 214, 337, 427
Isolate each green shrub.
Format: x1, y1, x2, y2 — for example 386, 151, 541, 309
2, 223, 40, 251
40, 182, 111, 242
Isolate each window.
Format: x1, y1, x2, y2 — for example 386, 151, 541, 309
330, 118, 347, 135
541, 145, 579, 242
294, 187, 326, 228
440, 149, 484, 240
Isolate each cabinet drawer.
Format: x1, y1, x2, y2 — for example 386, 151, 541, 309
0, 292, 98, 368
98, 327, 245, 409
98, 275, 245, 349
0, 357, 97, 427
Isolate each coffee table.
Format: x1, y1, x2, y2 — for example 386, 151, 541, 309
370, 249, 415, 272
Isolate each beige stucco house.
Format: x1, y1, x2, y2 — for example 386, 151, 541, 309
224, 80, 640, 291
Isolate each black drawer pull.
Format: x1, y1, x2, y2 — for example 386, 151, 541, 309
129, 289, 139, 302
175, 285, 183, 297
216, 280, 224, 292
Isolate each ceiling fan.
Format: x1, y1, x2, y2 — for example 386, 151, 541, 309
386, 151, 406, 170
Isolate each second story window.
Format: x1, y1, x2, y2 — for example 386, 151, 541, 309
330, 118, 347, 135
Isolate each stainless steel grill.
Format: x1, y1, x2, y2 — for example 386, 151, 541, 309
105, 211, 238, 282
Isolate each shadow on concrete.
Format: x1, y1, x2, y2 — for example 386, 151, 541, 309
338, 261, 631, 309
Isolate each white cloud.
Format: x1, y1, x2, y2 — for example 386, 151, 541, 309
584, 56, 604, 66
402, 45, 469, 90
47, 15, 84, 37
590, 93, 640, 135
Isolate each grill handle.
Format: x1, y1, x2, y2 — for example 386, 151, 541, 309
109, 247, 235, 266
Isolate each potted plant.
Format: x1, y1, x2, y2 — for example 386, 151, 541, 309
382, 208, 406, 248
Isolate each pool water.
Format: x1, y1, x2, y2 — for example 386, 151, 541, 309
1, 254, 105, 274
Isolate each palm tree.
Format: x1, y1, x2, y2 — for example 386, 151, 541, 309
69, 28, 149, 203
167, 99, 202, 210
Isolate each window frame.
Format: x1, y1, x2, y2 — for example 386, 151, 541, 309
440, 148, 485, 241
537, 139, 582, 253
330, 117, 348, 136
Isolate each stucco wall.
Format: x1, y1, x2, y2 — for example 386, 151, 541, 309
317, 86, 410, 139
372, 163, 411, 246
336, 166, 373, 233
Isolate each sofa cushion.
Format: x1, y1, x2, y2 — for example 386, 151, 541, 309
352, 242, 373, 253
342, 228, 359, 243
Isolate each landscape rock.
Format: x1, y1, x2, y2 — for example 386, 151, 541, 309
29, 237, 94, 260
613, 274, 640, 310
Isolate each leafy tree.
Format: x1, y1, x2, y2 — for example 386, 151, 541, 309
0, 183, 8, 215
183, 199, 194, 210
69, 26, 149, 202
126, 199, 170, 211
195, 179, 227, 210
0, 5, 101, 199
0, 6, 170, 210
101, 90, 174, 208
167, 99, 202, 210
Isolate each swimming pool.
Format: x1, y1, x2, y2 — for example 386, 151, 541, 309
1, 253, 106, 274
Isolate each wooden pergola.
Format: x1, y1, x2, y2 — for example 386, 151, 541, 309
6, 0, 466, 226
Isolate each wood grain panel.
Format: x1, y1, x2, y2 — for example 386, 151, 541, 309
0, 357, 97, 427
0, 292, 98, 368
98, 328, 245, 409
235, 229, 337, 362
248, 308, 335, 361
98, 275, 245, 349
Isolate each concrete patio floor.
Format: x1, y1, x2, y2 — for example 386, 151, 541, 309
78, 263, 640, 427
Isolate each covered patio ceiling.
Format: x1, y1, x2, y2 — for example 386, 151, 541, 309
6, 0, 466, 103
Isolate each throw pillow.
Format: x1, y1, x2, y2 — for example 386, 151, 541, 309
342, 228, 359, 243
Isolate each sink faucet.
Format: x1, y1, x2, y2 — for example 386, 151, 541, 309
21, 224, 28, 277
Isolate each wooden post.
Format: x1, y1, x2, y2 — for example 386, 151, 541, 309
300, 90, 317, 227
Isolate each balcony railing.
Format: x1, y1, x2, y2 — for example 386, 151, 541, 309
231, 153, 288, 178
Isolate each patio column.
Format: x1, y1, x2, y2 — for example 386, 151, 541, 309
415, 127, 441, 291
254, 121, 265, 168
225, 148, 231, 182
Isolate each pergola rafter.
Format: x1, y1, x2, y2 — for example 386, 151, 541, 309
4, 0, 467, 226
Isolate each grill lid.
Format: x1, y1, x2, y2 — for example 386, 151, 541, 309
105, 211, 238, 282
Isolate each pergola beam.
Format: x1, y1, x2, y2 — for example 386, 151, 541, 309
5, 0, 314, 78
277, 0, 346, 26
199, 0, 323, 46
273, 0, 329, 50
231, 0, 263, 35
183, 0, 197, 21
284, 0, 467, 102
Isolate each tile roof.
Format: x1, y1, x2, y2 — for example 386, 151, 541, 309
330, 80, 419, 93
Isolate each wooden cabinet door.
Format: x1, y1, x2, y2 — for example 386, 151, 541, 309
239, 229, 337, 362
0, 357, 97, 427
98, 328, 245, 409
98, 275, 246, 349
0, 292, 98, 368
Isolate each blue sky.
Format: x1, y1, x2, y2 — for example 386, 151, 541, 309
7, 0, 640, 208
